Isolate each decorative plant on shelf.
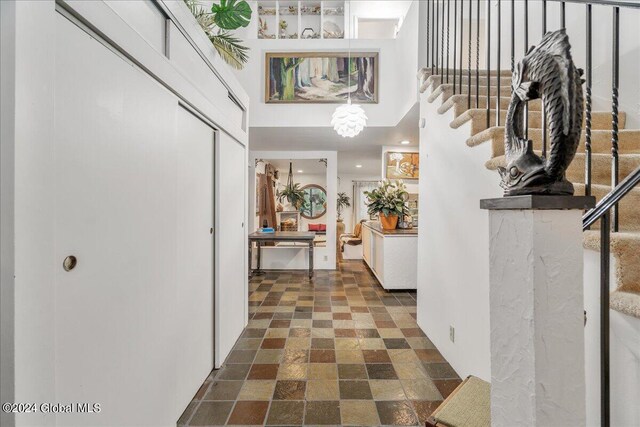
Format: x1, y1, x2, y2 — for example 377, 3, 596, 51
184, 0, 252, 70
336, 192, 351, 222
364, 180, 409, 230
276, 183, 306, 211
279, 19, 288, 38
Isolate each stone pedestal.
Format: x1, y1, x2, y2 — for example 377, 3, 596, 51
480, 196, 595, 427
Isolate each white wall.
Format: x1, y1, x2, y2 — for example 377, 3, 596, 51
584, 251, 640, 427
417, 85, 501, 383
233, 1, 419, 129
13, 2, 57, 425
1, 1, 16, 426
250, 151, 338, 270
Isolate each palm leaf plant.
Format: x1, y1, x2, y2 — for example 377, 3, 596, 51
184, 0, 251, 70
276, 183, 306, 210
336, 192, 351, 222
364, 180, 409, 218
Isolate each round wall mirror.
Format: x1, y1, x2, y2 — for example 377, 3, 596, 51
300, 184, 327, 219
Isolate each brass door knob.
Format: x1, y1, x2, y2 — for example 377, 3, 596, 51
63, 256, 77, 272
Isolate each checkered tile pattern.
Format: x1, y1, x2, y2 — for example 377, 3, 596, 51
179, 260, 461, 426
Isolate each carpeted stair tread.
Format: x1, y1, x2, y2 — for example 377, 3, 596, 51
566, 154, 640, 185
452, 109, 625, 135
427, 375, 490, 427
609, 291, 640, 319
485, 153, 640, 187
467, 127, 640, 157
583, 231, 640, 298
428, 84, 510, 103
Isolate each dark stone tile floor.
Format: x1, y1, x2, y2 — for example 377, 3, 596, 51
179, 260, 460, 426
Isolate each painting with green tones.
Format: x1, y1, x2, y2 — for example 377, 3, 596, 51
265, 52, 378, 103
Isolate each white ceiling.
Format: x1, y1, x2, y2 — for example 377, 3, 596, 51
249, 102, 419, 175
265, 158, 328, 175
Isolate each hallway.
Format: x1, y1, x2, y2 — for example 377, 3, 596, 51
179, 261, 460, 426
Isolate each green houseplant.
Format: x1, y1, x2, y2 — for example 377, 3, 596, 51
184, 0, 252, 70
276, 182, 306, 211
364, 180, 409, 230
336, 192, 351, 222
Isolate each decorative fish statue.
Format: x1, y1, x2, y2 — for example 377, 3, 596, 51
499, 29, 585, 196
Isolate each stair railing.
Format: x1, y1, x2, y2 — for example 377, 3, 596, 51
424, 1, 640, 426
582, 166, 640, 426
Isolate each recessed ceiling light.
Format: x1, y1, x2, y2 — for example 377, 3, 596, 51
400, 140, 411, 145
297, 170, 304, 173
355, 164, 362, 168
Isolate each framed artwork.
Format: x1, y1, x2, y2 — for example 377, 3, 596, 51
265, 52, 378, 103
385, 152, 419, 180
300, 184, 327, 219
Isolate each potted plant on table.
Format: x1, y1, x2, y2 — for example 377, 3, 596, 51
336, 192, 351, 222
364, 180, 409, 230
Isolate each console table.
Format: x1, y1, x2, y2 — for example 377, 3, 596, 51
248, 231, 316, 278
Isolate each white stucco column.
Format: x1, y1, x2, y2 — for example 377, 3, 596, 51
481, 195, 595, 427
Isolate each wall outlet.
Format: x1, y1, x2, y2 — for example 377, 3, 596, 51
449, 326, 455, 343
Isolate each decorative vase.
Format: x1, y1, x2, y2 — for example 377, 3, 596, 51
379, 214, 398, 230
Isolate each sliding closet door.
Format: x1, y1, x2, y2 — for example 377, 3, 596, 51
175, 106, 215, 413
215, 132, 247, 367
53, 13, 207, 426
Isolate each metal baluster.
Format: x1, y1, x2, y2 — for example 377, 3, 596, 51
485, 0, 491, 130
600, 211, 611, 427
453, 0, 458, 93
468, 0, 472, 109
427, 0, 431, 73
496, 0, 501, 127
542, 0, 547, 158
585, 4, 593, 199
447, 0, 451, 83
440, 3, 444, 83
436, 0, 440, 75
441, 0, 446, 79
432, 0, 436, 73
475, 0, 480, 108
524, 0, 529, 139
612, 7, 620, 232
510, 0, 514, 76
561, 1, 566, 29
459, 0, 464, 96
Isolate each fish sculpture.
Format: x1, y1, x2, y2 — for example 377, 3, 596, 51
499, 29, 585, 196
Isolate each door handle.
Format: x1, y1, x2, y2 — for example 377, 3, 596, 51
63, 255, 77, 272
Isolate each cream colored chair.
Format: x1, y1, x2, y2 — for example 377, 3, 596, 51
339, 221, 365, 260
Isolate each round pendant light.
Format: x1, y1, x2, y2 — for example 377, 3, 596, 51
331, 100, 368, 138
332, 0, 366, 138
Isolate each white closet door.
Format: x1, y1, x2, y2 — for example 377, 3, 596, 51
215, 132, 247, 367
53, 13, 195, 427
175, 106, 215, 414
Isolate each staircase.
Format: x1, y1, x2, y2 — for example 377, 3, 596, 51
419, 67, 640, 320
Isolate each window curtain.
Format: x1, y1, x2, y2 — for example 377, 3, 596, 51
352, 180, 378, 231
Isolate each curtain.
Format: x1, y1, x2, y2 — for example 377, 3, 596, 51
352, 180, 378, 232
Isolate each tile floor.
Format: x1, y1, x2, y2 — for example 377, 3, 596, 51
179, 260, 461, 426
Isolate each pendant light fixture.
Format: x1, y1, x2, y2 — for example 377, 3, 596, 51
331, 1, 367, 138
